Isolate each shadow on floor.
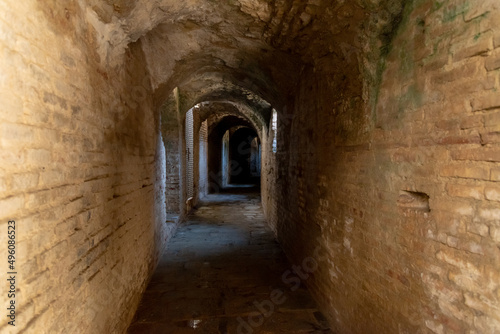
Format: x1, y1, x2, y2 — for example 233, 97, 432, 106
127, 190, 333, 334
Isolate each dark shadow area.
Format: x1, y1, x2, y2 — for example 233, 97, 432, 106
228, 127, 260, 186
206, 116, 261, 194
127, 192, 333, 334
215, 185, 260, 195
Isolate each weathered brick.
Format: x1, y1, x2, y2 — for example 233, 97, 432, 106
423, 54, 449, 72
429, 13, 459, 37
495, 33, 500, 49
480, 131, 500, 145
40, 240, 69, 267
471, 94, 500, 112
485, 51, 500, 71
436, 199, 475, 217
436, 134, 481, 145
491, 168, 500, 181
437, 232, 448, 244
484, 111, 500, 129
474, 315, 500, 333
485, 185, 500, 201
415, 45, 433, 61
465, 293, 493, 315
0, 195, 25, 219
452, 75, 496, 96
464, 2, 491, 22
465, 241, 485, 255
452, 148, 500, 162
440, 165, 489, 180
432, 63, 478, 85
490, 226, 500, 242
0, 91, 23, 123
460, 115, 483, 129
11, 172, 39, 192
435, 119, 459, 131
39, 169, 67, 188
436, 248, 479, 272
446, 235, 459, 248
453, 36, 493, 62
0, 176, 7, 194
449, 270, 482, 293
478, 207, 500, 221
26, 149, 52, 167
446, 183, 483, 200
444, 301, 474, 325
467, 221, 489, 237
0, 122, 35, 147
425, 320, 444, 334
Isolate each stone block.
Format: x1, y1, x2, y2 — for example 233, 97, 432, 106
446, 183, 483, 200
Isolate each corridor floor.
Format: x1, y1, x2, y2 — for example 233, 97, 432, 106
127, 191, 333, 334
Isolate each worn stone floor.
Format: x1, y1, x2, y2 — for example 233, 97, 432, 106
127, 190, 333, 334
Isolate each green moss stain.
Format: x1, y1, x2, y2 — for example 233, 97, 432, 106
379, 6, 406, 59
399, 41, 414, 77
433, 1, 445, 12
371, 0, 437, 129
372, 0, 416, 116
398, 84, 423, 114
442, 1, 470, 22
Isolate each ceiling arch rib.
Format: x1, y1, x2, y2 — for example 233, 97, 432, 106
149, 55, 295, 113
85, 0, 407, 129
157, 72, 275, 136
194, 101, 265, 140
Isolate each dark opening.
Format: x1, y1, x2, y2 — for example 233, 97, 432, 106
398, 190, 430, 213
228, 127, 260, 185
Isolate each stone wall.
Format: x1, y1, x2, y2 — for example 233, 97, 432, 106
273, 1, 500, 333
2, 0, 499, 333
262, 114, 278, 235
0, 1, 173, 332
198, 120, 209, 199
160, 92, 185, 218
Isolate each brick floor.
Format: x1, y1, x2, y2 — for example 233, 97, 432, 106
127, 190, 332, 333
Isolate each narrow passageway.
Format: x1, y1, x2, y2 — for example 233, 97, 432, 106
127, 190, 332, 334
4, 2, 500, 333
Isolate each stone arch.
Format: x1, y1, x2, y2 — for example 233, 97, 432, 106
158, 82, 271, 216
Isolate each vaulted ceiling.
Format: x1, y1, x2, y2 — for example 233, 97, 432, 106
85, 0, 405, 122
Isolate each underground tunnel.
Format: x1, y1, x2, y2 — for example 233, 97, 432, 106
1, 0, 500, 333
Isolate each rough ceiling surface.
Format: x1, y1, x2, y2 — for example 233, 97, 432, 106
83, 0, 405, 118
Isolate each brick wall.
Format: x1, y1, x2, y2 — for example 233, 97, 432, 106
0, 1, 174, 332
198, 120, 209, 199
191, 109, 202, 207
273, 1, 500, 333
262, 114, 278, 234
160, 94, 184, 217
3, 0, 499, 333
